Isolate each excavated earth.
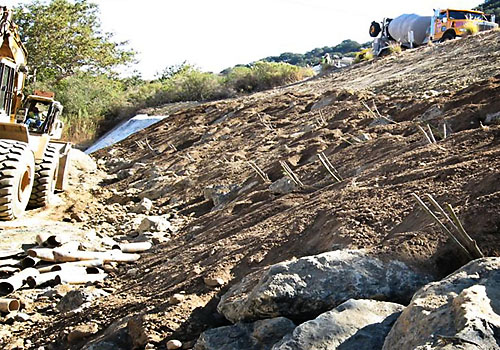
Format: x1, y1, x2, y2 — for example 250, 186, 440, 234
1, 30, 500, 349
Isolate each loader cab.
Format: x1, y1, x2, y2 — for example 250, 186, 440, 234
0, 60, 18, 122
17, 93, 64, 139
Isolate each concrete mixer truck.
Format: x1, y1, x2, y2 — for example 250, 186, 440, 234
370, 8, 498, 56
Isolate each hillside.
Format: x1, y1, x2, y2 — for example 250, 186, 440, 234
1, 30, 499, 350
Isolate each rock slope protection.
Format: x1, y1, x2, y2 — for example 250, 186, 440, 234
20, 30, 500, 348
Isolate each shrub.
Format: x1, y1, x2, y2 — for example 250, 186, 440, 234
463, 22, 479, 35
226, 61, 313, 92
354, 48, 374, 63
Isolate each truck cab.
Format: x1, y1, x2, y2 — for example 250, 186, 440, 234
432, 9, 497, 41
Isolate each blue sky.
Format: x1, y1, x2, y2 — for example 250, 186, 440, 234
7, 0, 482, 78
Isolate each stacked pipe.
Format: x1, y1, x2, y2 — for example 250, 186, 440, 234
0, 235, 152, 299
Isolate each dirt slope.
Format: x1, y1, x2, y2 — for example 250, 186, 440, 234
8, 30, 500, 349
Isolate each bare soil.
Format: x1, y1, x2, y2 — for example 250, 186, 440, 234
1, 30, 499, 350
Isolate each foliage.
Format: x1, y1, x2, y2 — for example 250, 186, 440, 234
226, 61, 314, 92
14, 0, 135, 82
463, 22, 479, 35
388, 43, 402, 54
262, 39, 368, 67
354, 49, 374, 63
475, 0, 500, 23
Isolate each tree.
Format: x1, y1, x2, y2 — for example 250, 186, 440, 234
14, 0, 135, 82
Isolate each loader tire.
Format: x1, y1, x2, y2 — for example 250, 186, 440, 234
0, 140, 35, 220
29, 145, 59, 208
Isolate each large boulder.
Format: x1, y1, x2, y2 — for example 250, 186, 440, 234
272, 299, 404, 350
194, 317, 296, 350
383, 257, 500, 350
218, 250, 430, 322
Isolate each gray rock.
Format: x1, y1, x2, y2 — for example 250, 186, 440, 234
132, 198, 153, 214
56, 289, 94, 313
272, 299, 403, 350
138, 216, 171, 233
311, 94, 337, 111
484, 111, 500, 125
369, 118, 393, 127
419, 105, 443, 121
194, 317, 296, 350
268, 177, 297, 195
116, 168, 134, 181
383, 257, 500, 350
218, 250, 430, 322
203, 184, 240, 208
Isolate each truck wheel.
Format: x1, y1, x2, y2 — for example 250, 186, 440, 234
29, 145, 59, 208
369, 21, 381, 37
440, 31, 456, 42
0, 140, 35, 220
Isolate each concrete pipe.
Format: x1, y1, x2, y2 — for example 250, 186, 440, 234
46, 259, 104, 272
56, 272, 107, 285
27, 248, 55, 262
0, 268, 40, 296
112, 241, 152, 253
0, 259, 20, 267
35, 232, 52, 246
26, 271, 60, 288
46, 235, 71, 248
53, 250, 140, 263
0, 298, 20, 313
20, 256, 40, 268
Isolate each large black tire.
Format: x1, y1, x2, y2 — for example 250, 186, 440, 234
29, 145, 59, 208
369, 21, 381, 37
440, 31, 456, 42
0, 140, 35, 220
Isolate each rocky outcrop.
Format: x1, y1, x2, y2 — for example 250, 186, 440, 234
194, 317, 296, 350
218, 250, 430, 322
383, 257, 500, 350
272, 299, 404, 350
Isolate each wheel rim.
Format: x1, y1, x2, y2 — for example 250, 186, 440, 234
18, 165, 32, 202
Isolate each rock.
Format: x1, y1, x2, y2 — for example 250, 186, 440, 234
67, 323, 99, 344
311, 94, 337, 111
419, 105, 443, 121
71, 211, 89, 222
116, 168, 135, 181
169, 294, 185, 305
166, 340, 182, 349
484, 111, 500, 125
56, 289, 94, 313
128, 315, 149, 349
268, 177, 297, 195
203, 185, 240, 208
194, 317, 295, 350
138, 216, 172, 234
272, 299, 403, 350
383, 257, 500, 350
369, 117, 393, 127
5, 312, 31, 323
218, 250, 430, 322
132, 198, 153, 214
204, 277, 225, 288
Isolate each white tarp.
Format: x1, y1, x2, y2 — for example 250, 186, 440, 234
85, 114, 167, 154
388, 14, 432, 46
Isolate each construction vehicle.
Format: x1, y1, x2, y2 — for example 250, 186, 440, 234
370, 8, 498, 56
0, 6, 71, 220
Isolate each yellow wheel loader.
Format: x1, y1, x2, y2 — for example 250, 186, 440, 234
0, 6, 71, 220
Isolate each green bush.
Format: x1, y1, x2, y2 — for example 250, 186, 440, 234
226, 61, 314, 92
